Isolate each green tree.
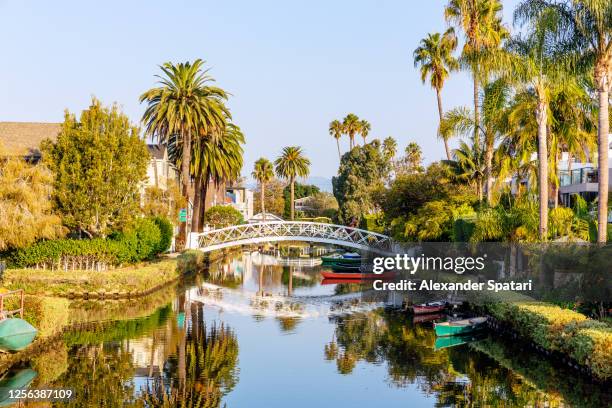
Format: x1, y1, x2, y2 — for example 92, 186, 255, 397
282, 182, 320, 218
329, 119, 344, 159
43, 99, 148, 237
413, 29, 459, 160
204, 205, 244, 228
0, 156, 65, 250
252, 157, 274, 219
516, 0, 611, 242
333, 140, 390, 225
274, 146, 311, 220
140, 59, 229, 241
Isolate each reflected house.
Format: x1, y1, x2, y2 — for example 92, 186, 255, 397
126, 337, 167, 377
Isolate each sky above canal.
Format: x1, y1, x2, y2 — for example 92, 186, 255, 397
0, 0, 521, 179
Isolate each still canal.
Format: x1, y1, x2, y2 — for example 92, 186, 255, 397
2, 251, 610, 407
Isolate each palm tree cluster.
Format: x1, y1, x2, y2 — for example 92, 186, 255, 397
252, 147, 311, 221
329, 114, 372, 157
140, 59, 244, 242
415, 0, 610, 243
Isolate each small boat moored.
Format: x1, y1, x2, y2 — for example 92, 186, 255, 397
434, 317, 487, 337
0, 289, 38, 352
411, 300, 447, 315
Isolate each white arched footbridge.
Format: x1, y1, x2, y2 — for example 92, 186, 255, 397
187, 221, 394, 254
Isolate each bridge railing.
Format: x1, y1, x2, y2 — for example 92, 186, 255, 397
194, 221, 393, 252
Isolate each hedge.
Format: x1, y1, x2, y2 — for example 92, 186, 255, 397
484, 301, 612, 380
5, 216, 173, 270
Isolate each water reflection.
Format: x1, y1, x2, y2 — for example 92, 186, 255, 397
5, 250, 610, 407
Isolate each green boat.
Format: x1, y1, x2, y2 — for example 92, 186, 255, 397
331, 263, 362, 272
321, 255, 363, 266
0, 368, 37, 406
0, 318, 38, 351
434, 333, 485, 350
434, 317, 487, 337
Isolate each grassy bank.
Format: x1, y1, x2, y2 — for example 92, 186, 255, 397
4, 251, 205, 298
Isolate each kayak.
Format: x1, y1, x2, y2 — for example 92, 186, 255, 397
0, 318, 38, 351
320, 271, 396, 280
434, 317, 487, 337
411, 301, 447, 315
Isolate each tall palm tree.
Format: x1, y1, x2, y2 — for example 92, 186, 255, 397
359, 120, 371, 145
329, 120, 344, 159
440, 79, 510, 203
445, 0, 508, 152
413, 29, 459, 160
168, 122, 244, 231
274, 147, 311, 220
252, 158, 274, 220
447, 140, 486, 197
140, 60, 229, 240
516, 0, 611, 242
342, 114, 361, 150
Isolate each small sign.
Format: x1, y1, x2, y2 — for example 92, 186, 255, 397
179, 208, 187, 222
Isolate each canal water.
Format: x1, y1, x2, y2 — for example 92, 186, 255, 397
2, 251, 610, 407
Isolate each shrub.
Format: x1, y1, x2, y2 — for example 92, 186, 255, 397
204, 205, 244, 228
153, 216, 173, 253
484, 301, 612, 380
6, 217, 166, 269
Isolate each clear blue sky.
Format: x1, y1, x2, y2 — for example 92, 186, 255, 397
0, 0, 520, 178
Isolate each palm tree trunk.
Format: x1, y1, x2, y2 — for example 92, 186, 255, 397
485, 132, 494, 204
537, 96, 548, 241
596, 86, 609, 243
179, 129, 192, 247
191, 172, 202, 232
290, 178, 295, 220
261, 182, 266, 221
336, 139, 341, 160
198, 176, 210, 231
473, 71, 481, 152
436, 88, 451, 160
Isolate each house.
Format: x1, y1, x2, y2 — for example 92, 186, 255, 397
0, 122, 61, 161
145, 144, 178, 191
294, 196, 314, 213
225, 185, 254, 220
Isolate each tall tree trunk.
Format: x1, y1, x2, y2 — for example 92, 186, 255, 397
485, 131, 494, 204
198, 176, 210, 231
261, 182, 266, 221
436, 88, 451, 160
191, 173, 202, 232
473, 70, 481, 152
290, 178, 295, 220
537, 96, 548, 241
596, 85, 609, 243
179, 130, 192, 247
336, 139, 341, 160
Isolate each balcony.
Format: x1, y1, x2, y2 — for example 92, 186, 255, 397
559, 168, 598, 187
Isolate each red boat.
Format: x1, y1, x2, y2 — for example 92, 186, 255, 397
320, 271, 396, 280
411, 301, 447, 315
412, 312, 445, 323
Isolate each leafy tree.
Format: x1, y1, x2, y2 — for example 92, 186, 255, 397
0, 155, 65, 250
140, 59, 230, 241
274, 146, 311, 220
43, 99, 148, 238
253, 178, 285, 217
413, 29, 459, 160
204, 205, 244, 228
333, 140, 391, 225
306, 192, 339, 219
282, 182, 320, 218
252, 158, 274, 219
142, 184, 187, 225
